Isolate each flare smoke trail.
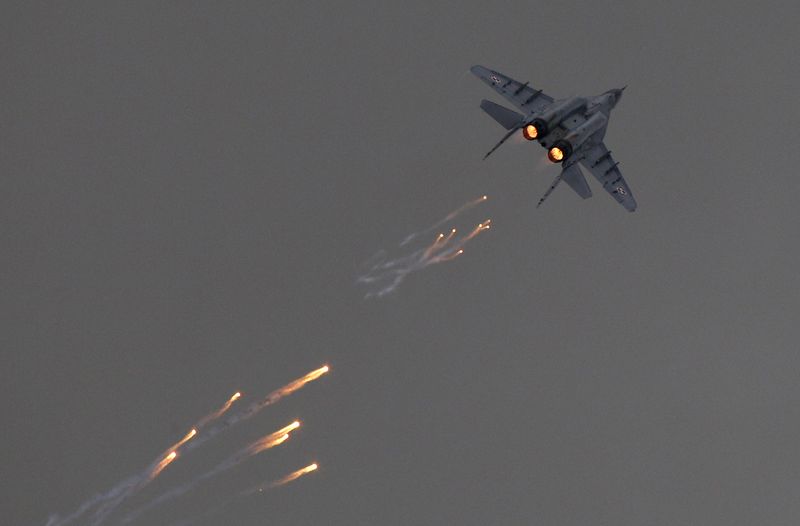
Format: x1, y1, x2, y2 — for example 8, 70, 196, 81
162, 461, 320, 526
358, 195, 491, 298
78, 391, 244, 526
121, 422, 299, 524
48, 426, 199, 526
76, 396, 238, 526
81, 451, 180, 526
48, 366, 328, 526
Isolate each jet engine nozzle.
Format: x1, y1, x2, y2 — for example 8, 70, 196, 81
522, 119, 548, 141
548, 140, 572, 163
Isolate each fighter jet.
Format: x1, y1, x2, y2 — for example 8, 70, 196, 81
471, 65, 636, 212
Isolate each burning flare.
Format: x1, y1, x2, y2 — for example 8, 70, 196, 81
162, 428, 197, 457
46, 366, 330, 526
247, 433, 290, 456
357, 195, 493, 298
435, 249, 464, 262
263, 366, 330, 404
399, 194, 488, 247
271, 463, 319, 488
198, 391, 243, 427
246, 421, 300, 456
424, 228, 457, 258
149, 451, 177, 480
465, 219, 492, 240
120, 423, 298, 524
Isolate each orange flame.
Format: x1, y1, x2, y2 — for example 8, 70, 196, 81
150, 451, 178, 480
160, 427, 197, 459
464, 219, 492, 242
437, 249, 464, 262
198, 391, 243, 427
246, 421, 299, 456
424, 228, 458, 259
175, 428, 197, 448
271, 463, 318, 487
266, 366, 330, 403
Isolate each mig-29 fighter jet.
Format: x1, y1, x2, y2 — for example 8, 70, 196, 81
471, 65, 636, 212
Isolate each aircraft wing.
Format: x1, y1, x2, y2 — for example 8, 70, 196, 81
578, 142, 637, 212
470, 65, 554, 115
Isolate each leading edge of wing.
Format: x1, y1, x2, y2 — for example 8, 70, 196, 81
470, 65, 554, 113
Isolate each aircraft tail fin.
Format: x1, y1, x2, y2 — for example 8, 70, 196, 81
537, 163, 592, 208
480, 100, 524, 130
562, 164, 592, 199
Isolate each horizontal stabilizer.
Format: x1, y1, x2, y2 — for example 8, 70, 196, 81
479, 100, 524, 130
562, 164, 592, 199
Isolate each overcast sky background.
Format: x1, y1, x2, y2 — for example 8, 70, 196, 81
3, 1, 800, 525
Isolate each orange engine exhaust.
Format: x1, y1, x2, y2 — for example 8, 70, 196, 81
548, 146, 565, 162
547, 140, 572, 163
522, 119, 547, 141
522, 124, 539, 140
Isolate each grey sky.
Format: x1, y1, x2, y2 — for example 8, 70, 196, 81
3, 1, 800, 525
